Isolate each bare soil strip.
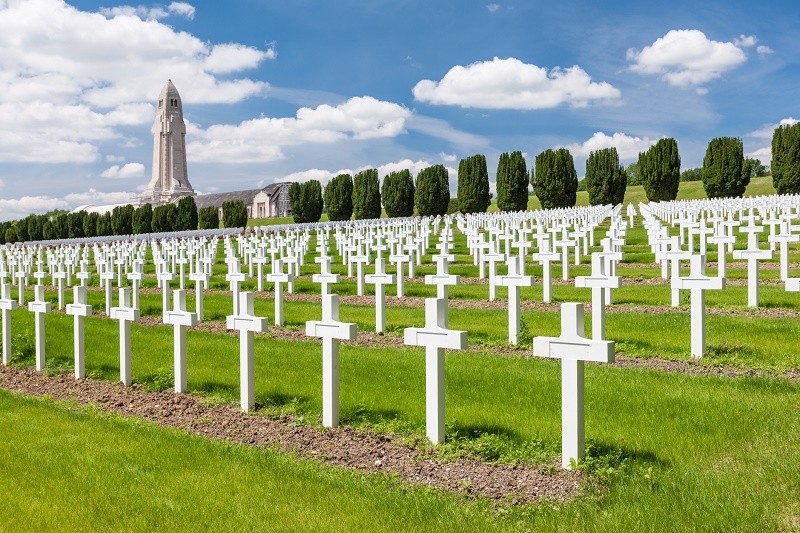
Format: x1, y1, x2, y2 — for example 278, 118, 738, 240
0, 365, 579, 505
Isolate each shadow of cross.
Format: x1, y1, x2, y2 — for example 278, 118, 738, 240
226, 291, 268, 413
404, 298, 467, 444
164, 289, 199, 394
305, 294, 357, 428
533, 303, 614, 470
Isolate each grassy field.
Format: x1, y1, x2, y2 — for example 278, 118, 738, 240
3, 183, 800, 531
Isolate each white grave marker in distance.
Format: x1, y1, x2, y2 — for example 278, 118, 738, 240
109, 287, 140, 386
163, 289, 199, 393
65, 285, 92, 379
674, 254, 725, 358
732, 225, 772, 307
403, 298, 468, 444
266, 259, 293, 327
305, 294, 357, 427
575, 253, 621, 340
533, 303, 614, 469
364, 256, 395, 333
490, 257, 534, 345
226, 291, 268, 412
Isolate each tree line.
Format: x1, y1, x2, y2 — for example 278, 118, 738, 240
0, 196, 250, 244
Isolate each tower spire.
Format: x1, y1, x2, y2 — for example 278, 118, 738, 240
141, 80, 194, 205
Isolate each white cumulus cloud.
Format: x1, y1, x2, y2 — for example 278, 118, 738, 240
563, 132, 658, 160
412, 57, 620, 110
627, 30, 747, 87
168, 2, 195, 19
101, 162, 145, 179
0, 188, 134, 221
748, 117, 800, 139
757, 45, 774, 55
187, 96, 411, 163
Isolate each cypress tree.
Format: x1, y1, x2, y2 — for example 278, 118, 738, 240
68, 211, 86, 238
16, 215, 29, 241
4, 224, 17, 244
221, 200, 248, 228
585, 147, 627, 206
323, 174, 354, 222
352, 168, 382, 220
198, 206, 220, 230
111, 204, 134, 235
415, 165, 450, 217
132, 204, 153, 235
772, 122, 800, 194
702, 137, 747, 198
83, 212, 99, 238
300, 180, 324, 223
175, 196, 198, 231
496, 151, 529, 212
96, 212, 113, 236
639, 138, 680, 201
381, 169, 415, 218
532, 148, 578, 209
457, 154, 490, 214
288, 182, 302, 220
151, 204, 177, 232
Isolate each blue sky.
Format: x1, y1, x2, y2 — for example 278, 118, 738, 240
0, 0, 797, 220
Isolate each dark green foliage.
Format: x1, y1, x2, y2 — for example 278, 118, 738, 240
638, 138, 680, 202
743, 157, 768, 180
52, 214, 69, 239
496, 151, 529, 212
290, 180, 324, 223
680, 167, 703, 182
42, 221, 55, 241
132, 204, 153, 235
83, 212, 99, 238
532, 148, 578, 209
352, 169, 382, 220
457, 154, 490, 214
111, 204, 135, 235
414, 165, 450, 217
96, 212, 113, 236
772, 123, 800, 194
151, 204, 177, 232
16, 215, 29, 241
576, 179, 588, 192
625, 162, 641, 186
585, 147, 627, 206
198, 206, 219, 230
68, 211, 85, 239
4, 224, 17, 244
702, 137, 747, 198
222, 200, 248, 228
175, 196, 198, 231
323, 174, 354, 222
446, 197, 460, 214
0, 222, 8, 244
381, 170, 415, 218
25, 214, 43, 241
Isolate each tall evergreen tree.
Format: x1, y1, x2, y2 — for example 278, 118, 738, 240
83, 212, 99, 238
175, 196, 198, 231
638, 138, 681, 201
151, 204, 177, 232
68, 211, 86, 238
415, 165, 450, 217
288, 182, 302, 220
772, 122, 800, 194
496, 151, 529, 212
96, 212, 113, 236
198, 206, 219, 230
532, 148, 578, 209
585, 147, 627, 206
702, 136, 747, 198
323, 173, 354, 221
381, 169, 415, 218
352, 168, 382, 219
132, 204, 153, 235
111, 204, 134, 235
457, 154, 491, 214
222, 200, 248, 228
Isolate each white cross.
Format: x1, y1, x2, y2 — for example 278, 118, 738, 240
661, 237, 692, 307
483, 247, 505, 301
266, 259, 293, 327
15, 270, 27, 306
403, 298, 468, 444
305, 294, 357, 427
65, 285, 92, 379
27, 285, 52, 371
532, 239, 560, 303
732, 226, 772, 307
533, 303, 614, 469
163, 289, 199, 393
0, 283, 18, 365
768, 220, 799, 281
389, 252, 410, 296
225, 259, 247, 316
100, 262, 115, 316
351, 250, 370, 296
189, 268, 210, 321
312, 255, 340, 296
53, 267, 67, 310
127, 260, 144, 310
226, 291, 268, 412
575, 253, 621, 340
253, 253, 270, 292
364, 256, 395, 332
674, 254, 725, 357
490, 258, 535, 344
109, 287, 140, 386
425, 254, 460, 299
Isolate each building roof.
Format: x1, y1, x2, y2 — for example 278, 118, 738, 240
193, 189, 263, 209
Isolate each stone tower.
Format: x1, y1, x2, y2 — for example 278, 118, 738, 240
141, 80, 194, 204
